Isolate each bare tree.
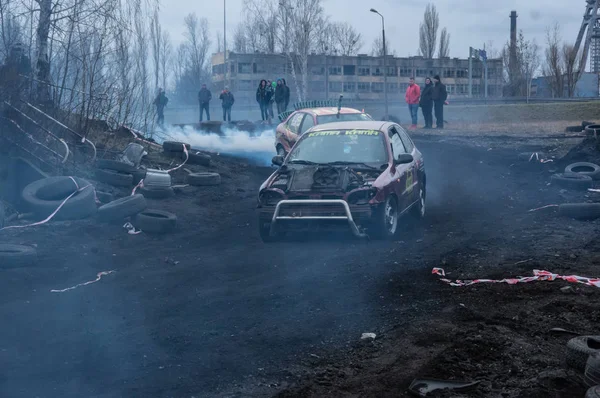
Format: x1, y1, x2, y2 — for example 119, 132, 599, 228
150, 9, 161, 90
216, 31, 223, 53
159, 31, 172, 90
419, 3, 438, 59
502, 30, 539, 96
331, 22, 362, 56
563, 43, 582, 97
543, 22, 563, 97
233, 23, 248, 53
484, 40, 500, 59
0, 1, 24, 60
370, 37, 394, 57
438, 27, 450, 58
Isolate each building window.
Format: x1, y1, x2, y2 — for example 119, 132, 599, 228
446, 85, 454, 94
386, 66, 397, 76
329, 66, 342, 75
358, 67, 370, 76
443, 69, 455, 78
415, 69, 427, 77
456, 69, 468, 78
399, 68, 412, 77
329, 81, 342, 92
239, 62, 252, 74
311, 66, 325, 75
253, 63, 267, 74
343, 65, 356, 75
358, 82, 370, 92
456, 84, 468, 94
387, 83, 398, 92
343, 82, 356, 92
310, 80, 325, 92
372, 82, 384, 92
372, 67, 383, 76
239, 80, 254, 90
472, 84, 481, 95
472, 68, 482, 78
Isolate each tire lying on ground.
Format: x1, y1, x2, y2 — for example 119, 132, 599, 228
585, 124, 600, 136
132, 209, 176, 234
185, 151, 211, 166
187, 172, 221, 186
95, 168, 133, 187
138, 185, 175, 199
585, 352, 600, 388
97, 194, 147, 222
96, 159, 137, 173
558, 203, 600, 220
22, 176, 97, 221
550, 173, 593, 190
162, 141, 190, 152
132, 167, 147, 185
0, 244, 37, 268
587, 386, 600, 398
565, 125, 583, 133
566, 336, 600, 372
565, 162, 600, 180
95, 191, 114, 204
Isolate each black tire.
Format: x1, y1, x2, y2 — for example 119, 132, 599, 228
96, 159, 137, 173
558, 203, 600, 220
565, 125, 583, 133
95, 168, 133, 187
186, 151, 211, 166
565, 162, 600, 180
139, 185, 175, 199
162, 141, 190, 152
259, 221, 279, 243
132, 209, 177, 234
21, 176, 97, 221
586, 385, 600, 398
583, 121, 595, 129
372, 195, 399, 239
187, 172, 221, 186
585, 353, 600, 388
97, 194, 147, 222
276, 145, 287, 158
551, 173, 593, 190
411, 183, 426, 219
0, 244, 37, 268
566, 336, 600, 372
132, 168, 147, 185
585, 124, 600, 136
96, 191, 114, 204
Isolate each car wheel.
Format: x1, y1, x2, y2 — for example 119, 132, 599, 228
277, 146, 287, 158
412, 185, 426, 219
259, 221, 279, 243
373, 196, 399, 239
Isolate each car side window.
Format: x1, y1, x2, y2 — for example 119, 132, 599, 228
389, 127, 406, 155
288, 113, 305, 134
299, 115, 315, 134
397, 127, 415, 152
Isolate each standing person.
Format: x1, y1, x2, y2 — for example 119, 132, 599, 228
256, 80, 269, 122
419, 77, 434, 129
432, 75, 448, 129
282, 78, 290, 111
266, 80, 275, 122
404, 77, 420, 130
275, 79, 286, 114
219, 86, 235, 122
153, 88, 168, 127
198, 83, 212, 122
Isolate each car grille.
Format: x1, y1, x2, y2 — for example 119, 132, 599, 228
278, 203, 347, 217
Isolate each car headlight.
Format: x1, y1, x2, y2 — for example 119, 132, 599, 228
347, 188, 378, 205
259, 190, 284, 206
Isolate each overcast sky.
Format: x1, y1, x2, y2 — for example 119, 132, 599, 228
159, 0, 583, 59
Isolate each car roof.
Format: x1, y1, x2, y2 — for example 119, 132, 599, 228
307, 120, 390, 132
304, 107, 364, 116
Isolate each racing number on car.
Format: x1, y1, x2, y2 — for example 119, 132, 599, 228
405, 169, 414, 193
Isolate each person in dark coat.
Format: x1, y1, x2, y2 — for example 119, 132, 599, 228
256, 79, 270, 122
198, 83, 212, 121
219, 86, 235, 122
274, 79, 286, 114
282, 78, 290, 111
431, 75, 448, 129
153, 88, 168, 126
0, 43, 32, 104
419, 77, 434, 129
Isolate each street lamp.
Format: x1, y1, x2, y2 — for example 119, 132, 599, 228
224, 0, 228, 89
370, 8, 388, 120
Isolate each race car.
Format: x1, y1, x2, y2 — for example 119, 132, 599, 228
257, 120, 426, 242
274, 99, 372, 157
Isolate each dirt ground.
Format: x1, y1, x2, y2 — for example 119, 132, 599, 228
1, 124, 600, 398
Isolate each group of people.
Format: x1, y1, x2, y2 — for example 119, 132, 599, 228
256, 79, 290, 124
404, 75, 448, 129
197, 83, 235, 122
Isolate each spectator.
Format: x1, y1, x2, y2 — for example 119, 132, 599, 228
153, 88, 168, 127
432, 75, 448, 129
198, 83, 212, 122
219, 86, 235, 122
275, 79, 286, 114
405, 77, 420, 130
256, 80, 269, 122
266, 80, 275, 122
282, 78, 290, 111
419, 77, 434, 129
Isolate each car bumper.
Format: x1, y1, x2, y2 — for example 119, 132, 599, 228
259, 199, 371, 238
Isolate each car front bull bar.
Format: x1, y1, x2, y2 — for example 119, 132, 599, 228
270, 199, 368, 238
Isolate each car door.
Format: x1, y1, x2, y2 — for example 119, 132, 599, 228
396, 126, 420, 205
388, 126, 413, 212
285, 112, 306, 149
298, 113, 316, 135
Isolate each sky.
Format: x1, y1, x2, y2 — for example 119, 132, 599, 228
158, 0, 584, 60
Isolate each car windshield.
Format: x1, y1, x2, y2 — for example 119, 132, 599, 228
287, 129, 388, 165
317, 113, 372, 125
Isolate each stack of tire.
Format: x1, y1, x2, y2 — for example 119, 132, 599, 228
565, 336, 600, 397
95, 159, 147, 188
161, 141, 221, 187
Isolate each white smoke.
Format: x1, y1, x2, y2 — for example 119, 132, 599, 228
159, 124, 277, 166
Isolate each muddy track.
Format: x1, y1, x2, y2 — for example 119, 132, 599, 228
0, 138, 596, 398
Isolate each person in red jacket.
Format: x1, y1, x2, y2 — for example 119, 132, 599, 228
405, 77, 421, 129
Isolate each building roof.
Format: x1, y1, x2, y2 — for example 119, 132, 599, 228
307, 120, 388, 132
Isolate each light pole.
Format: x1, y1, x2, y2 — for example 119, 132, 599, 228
370, 8, 388, 120
224, 0, 228, 89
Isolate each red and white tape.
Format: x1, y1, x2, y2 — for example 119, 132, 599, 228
432, 267, 600, 288
131, 144, 189, 196
51, 270, 116, 293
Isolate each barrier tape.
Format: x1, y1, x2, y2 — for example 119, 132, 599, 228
0, 177, 93, 231
131, 144, 188, 196
528, 152, 553, 164
528, 204, 559, 212
432, 267, 600, 288
51, 270, 116, 293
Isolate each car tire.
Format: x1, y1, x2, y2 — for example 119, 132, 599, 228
277, 146, 287, 158
586, 386, 600, 398
186, 151, 211, 166
551, 173, 593, 191
558, 203, 600, 220
95, 168, 133, 187
162, 141, 190, 152
566, 336, 600, 372
585, 353, 600, 388
97, 194, 147, 222
372, 195, 399, 239
565, 162, 600, 180
187, 172, 221, 186
0, 244, 37, 268
139, 185, 175, 199
411, 184, 426, 219
132, 209, 176, 234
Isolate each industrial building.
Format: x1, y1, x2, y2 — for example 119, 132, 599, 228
211, 52, 504, 107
